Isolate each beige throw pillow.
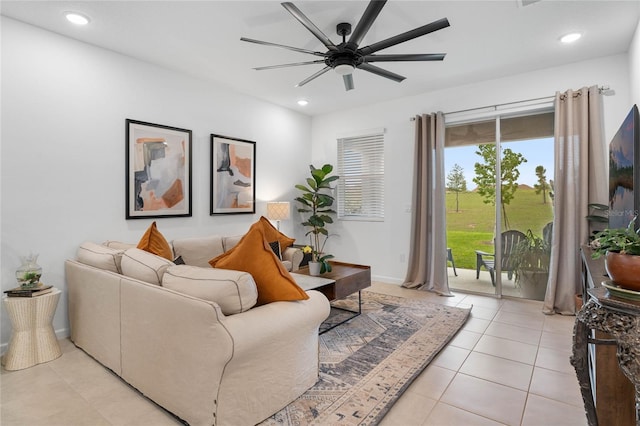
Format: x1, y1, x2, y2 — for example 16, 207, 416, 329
162, 265, 257, 315
77, 242, 124, 273
120, 248, 174, 285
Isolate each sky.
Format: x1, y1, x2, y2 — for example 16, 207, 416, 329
444, 137, 555, 189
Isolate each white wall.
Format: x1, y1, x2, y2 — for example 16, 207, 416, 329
629, 18, 640, 106
311, 53, 632, 284
0, 17, 312, 346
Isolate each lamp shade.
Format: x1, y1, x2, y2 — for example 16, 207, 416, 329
266, 202, 290, 221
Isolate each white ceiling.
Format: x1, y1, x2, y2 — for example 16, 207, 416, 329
2, 1, 639, 116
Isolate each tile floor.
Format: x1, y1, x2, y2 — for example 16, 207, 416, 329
0, 282, 587, 426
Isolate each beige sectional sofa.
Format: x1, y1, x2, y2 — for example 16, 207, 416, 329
65, 235, 329, 426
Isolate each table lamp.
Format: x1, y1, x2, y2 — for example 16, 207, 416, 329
266, 201, 290, 231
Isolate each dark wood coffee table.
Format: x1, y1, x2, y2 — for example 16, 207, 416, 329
292, 261, 371, 333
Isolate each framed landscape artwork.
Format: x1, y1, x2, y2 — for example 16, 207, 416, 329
125, 119, 192, 219
210, 134, 256, 215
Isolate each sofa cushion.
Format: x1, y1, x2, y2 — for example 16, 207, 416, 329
137, 222, 173, 261
172, 235, 224, 268
162, 265, 257, 315
209, 221, 308, 305
222, 235, 243, 252
121, 248, 174, 285
103, 241, 136, 250
77, 242, 124, 273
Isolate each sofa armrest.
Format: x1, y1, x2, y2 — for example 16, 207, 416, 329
119, 279, 233, 426
282, 246, 303, 271
216, 290, 330, 424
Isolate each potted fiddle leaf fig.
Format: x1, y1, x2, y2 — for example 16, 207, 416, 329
295, 164, 339, 274
512, 229, 551, 301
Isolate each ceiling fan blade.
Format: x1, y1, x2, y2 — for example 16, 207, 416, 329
359, 17, 450, 56
343, 74, 355, 91
253, 60, 326, 71
364, 53, 446, 62
358, 63, 405, 82
295, 66, 332, 87
348, 0, 387, 47
281, 2, 338, 51
240, 37, 326, 57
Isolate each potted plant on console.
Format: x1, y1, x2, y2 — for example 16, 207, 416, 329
295, 164, 339, 275
512, 229, 551, 301
591, 217, 640, 291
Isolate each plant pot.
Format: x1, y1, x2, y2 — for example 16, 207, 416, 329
517, 270, 548, 301
308, 261, 321, 276
605, 251, 640, 291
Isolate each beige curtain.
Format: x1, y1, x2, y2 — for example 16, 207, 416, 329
403, 113, 452, 295
544, 86, 607, 314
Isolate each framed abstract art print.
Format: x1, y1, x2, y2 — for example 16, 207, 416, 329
126, 119, 192, 219
210, 134, 256, 215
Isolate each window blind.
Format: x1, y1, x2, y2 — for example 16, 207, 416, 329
337, 132, 384, 221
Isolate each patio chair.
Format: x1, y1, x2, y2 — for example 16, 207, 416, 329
475, 230, 527, 286
542, 221, 553, 247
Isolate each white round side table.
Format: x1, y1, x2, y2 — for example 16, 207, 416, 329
2, 287, 62, 370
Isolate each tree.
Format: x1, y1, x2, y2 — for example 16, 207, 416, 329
534, 165, 551, 204
446, 163, 467, 212
473, 144, 527, 229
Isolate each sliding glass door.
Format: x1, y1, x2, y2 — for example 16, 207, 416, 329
444, 111, 554, 299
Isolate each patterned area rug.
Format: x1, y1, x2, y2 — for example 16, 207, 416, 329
260, 291, 471, 426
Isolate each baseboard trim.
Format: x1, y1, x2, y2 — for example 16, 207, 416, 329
371, 275, 403, 285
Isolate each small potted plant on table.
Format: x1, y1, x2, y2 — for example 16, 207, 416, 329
591, 217, 640, 291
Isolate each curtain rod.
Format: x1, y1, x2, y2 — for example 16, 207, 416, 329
409, 85, 615, 121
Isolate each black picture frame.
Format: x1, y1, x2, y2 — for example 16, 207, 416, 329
210, 134, 256, 215
126, 119, 192, 219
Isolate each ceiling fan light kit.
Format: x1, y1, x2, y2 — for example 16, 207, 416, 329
241, 0, 450, 91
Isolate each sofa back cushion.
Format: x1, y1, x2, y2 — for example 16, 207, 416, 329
172, 235, 224, 268
77, 242, 124, 273
162, 265, 257, 315
222, 235, 243, 252
121, 248, 174, 285
103, 241, 136, 251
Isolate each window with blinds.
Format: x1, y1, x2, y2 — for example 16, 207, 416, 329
337, 131, 384, 221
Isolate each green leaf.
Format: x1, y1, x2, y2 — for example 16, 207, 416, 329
321, 175, 339, 185
321, 164, 333, 175
294, 184, 311, 192
319, 215, 333, 224
306, 178, 317, 191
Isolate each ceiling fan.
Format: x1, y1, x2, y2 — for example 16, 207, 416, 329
240, 1, 450, 91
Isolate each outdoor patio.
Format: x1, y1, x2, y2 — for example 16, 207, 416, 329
447, 266, 530, 298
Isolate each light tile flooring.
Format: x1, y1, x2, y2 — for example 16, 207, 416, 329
0, 282, 587, 426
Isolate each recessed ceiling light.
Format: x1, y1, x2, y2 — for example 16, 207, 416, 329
297, 100, 309, 106
560, 32, 582, 44
65, 12, 90, 26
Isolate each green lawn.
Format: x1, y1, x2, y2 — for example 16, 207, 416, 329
446, 189, 553, 269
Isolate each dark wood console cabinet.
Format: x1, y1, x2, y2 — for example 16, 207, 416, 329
572, 247, 637, 425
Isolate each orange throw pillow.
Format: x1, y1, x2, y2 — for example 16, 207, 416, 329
209, 221, 308, 305
137, 221, 173, 261
258, 216, 295, 251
